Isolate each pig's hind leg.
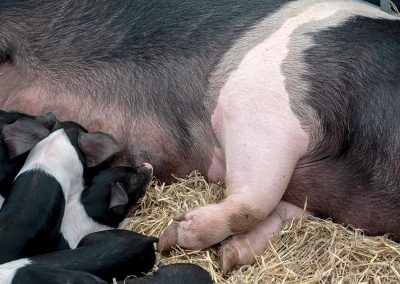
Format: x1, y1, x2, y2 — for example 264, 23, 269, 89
220, 201, 307, 274
158, 78, 309, 252
158, 26, 310, 253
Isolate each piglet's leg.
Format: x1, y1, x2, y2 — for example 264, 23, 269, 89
220, 201, 307, 275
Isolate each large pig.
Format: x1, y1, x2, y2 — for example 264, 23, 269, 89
0, 0, 399, 273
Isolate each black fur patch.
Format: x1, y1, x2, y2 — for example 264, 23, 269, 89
285, 16, 400, 240
0, 169, 65, 263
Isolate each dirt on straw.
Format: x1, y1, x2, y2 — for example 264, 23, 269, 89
124, 171, 400, 284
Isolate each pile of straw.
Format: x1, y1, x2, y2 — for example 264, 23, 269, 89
125, 171, 400, 283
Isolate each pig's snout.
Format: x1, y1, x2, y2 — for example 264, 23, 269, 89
121, 163, 153, 204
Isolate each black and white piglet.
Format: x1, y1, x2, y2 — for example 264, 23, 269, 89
0, 229, 157, 283
59, 164, 153, 249
0, 112, 57, 207
0, 122, 120, 263
2, 264, 107, 284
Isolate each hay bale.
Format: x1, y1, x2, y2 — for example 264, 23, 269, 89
125, 171, 400, 283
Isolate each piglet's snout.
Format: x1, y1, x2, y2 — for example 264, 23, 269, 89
131, 163, 153, 188
140, 163, 153, 176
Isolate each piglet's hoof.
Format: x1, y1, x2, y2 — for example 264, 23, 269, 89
157, 222, 179, 254
219, 241, 240, 276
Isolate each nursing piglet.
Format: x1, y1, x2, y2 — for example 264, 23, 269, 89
59, 165, 153, 249
0, 230, 157, 283
0, 122, 120, 263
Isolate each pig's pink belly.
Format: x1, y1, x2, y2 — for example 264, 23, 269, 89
0, 80, 218, 183
206, 145, 225, 183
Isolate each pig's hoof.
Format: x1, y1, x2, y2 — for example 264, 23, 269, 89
159, 206, 231, 251
219, 241, 240, 275
157, 222, 179, 254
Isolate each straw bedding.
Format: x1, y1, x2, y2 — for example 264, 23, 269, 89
124, 171, 400, 283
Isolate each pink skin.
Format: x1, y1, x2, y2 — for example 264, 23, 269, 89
220, 201, 306, 275
157, 90, 308, 251
141, 163, 154, 176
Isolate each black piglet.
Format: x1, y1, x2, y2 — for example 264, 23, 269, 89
0, 230, 157, 283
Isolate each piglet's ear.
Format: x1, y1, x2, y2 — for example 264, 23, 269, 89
78, 132, 122, 167
2, 118, 50, 158
34, 112, 58, 130
109, 182, 129, 216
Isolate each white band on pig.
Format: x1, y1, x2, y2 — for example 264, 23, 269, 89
61, 192, 111, 249
0, 258, 31, 284
15, 129, 84, 200
0, 195, 4, 210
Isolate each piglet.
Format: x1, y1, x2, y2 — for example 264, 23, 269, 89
0, 112, 57, 207
0, 229, 157, 283
0, 122, 121, 263
59, 165, 153, 249
2, 263, 106, 284
121, 263, 214, 284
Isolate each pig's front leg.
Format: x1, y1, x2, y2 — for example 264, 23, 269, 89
220, 201, 307, 275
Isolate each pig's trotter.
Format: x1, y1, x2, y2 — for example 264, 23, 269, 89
158, 203, 236, 251
219, 201, 308, 274
157, 193, 304, 253
219, 241, 239, 275
157, 222, 179, 253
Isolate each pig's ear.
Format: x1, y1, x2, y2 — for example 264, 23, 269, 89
109, 182, 129, 216
78, 132, 122, 167
2, 118, 50, 158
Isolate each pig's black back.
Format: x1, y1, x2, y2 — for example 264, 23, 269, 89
0, 169, 64, 263
0, 0, 285, 68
